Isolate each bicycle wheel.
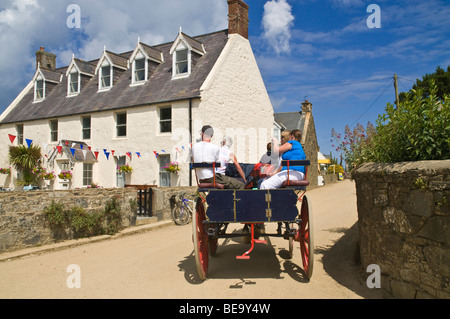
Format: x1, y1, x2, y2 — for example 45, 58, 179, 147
172, 204, 190, 225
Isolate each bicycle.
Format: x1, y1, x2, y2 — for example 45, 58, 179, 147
171, 193, 196, 225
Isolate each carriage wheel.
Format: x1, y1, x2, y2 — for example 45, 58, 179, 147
296, 195, 314, 279
192, 198, 209, 280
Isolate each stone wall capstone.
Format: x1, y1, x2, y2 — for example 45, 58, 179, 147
353, 160, 450, 299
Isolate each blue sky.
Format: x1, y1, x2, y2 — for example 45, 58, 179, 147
0, 0, 449, 158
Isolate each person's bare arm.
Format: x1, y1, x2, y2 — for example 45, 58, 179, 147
231, 153, 246, 183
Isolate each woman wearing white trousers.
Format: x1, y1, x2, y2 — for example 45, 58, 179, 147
260, 129, 306, 189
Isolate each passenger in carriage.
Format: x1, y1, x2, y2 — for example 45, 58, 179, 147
259, 129, 306, 189
192, 125, 245, 190
217, 136, 247, 185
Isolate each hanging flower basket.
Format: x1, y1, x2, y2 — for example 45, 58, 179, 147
42, 172, 56, 181
118, 164, 132, 174
164, 162, 180, 174
0, 167, 11, 174
58, 170, 73, 180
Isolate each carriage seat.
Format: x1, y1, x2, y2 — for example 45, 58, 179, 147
281, 179, 310, 188
198, 182, 225, 190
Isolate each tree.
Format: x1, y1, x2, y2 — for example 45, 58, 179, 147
400, 66, 450, 102
9, 144, 42, 185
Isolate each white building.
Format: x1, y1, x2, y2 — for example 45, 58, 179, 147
0, 0, 275, 190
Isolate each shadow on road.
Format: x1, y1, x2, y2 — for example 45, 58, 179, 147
317, 222, 387, 299
177, 228, 311, 286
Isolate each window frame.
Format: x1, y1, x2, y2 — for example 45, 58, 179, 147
132, 56, 147, 85
34, 78, 45, 102
49, 119, 58, 142
172, 45, 191, 79
99, 64, 112, 91
115, 112, 127, 138
159, 154, 171, 187
83, 163, 93, 186
16, 124, 24, 145
68, 70, 80, 96
82, 116, 91, 140
159, 106, 172, 134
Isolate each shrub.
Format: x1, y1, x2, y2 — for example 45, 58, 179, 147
332, 81, 450, 168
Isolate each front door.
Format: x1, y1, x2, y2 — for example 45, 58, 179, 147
116, 156, 126, 188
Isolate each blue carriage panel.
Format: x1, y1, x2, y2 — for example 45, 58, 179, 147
268, 189, 299, 222
204, 190, 235, 222
235, 190, 268, 223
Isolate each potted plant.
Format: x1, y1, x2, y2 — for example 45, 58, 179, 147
0, 167, 11, 174
42, 171, 56, 181
58, 170, 73, 181
163, 161, 180, 174
117, 164, 132, 174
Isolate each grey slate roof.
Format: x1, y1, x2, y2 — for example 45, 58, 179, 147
48, 140, 97, 163
274, 112, 306, 133
1, 29, 229, 124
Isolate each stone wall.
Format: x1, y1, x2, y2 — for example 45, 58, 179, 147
353, 160, 450, 299
0, 188, 136, 253
151, 186, 198, 220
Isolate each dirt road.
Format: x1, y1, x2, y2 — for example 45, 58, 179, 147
0, 180, 386, 299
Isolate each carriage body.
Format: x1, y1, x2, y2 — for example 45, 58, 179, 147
191, 160, 314, 281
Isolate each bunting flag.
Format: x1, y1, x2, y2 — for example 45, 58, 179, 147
82, 149, 87, 159
57, 146, 62, 154
70, 148, 75, 157
8, 134, 16, 144
111, 150, 115, 156
80, 144, 83, 150
94, 151, 99, 160
105, 152, 110, 160
126, 152, 132, 159
153, 151, 158, 158
26, 139, 33, 148
136, 152, 141, 158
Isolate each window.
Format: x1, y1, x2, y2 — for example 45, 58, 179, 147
159, 107, 172, 133
159, 155, 171, 187
83, 163, 93, 186
82, 116, 91, 140
50, 120, 58, 142
134, 58, 146, 83
69, 71, 79, 95
35, 79, 44, 101
175, 49, 188, 75
16, 124, 24, 145
100, 65, 111, 90
116, 112, 127, 137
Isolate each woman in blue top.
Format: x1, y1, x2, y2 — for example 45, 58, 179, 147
260, 129, 306, 189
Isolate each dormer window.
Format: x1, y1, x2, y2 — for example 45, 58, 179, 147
175, 48, 189, 75
129, 41, 163, 86
95, 49, 127, 92
32, 67, 62, 102
68, 71, 80, 95
170, 30, 205, 80
66, 57, 95, 97
133, 57, 146, 84
35, 78, 44, 101
100, 65, 112, 90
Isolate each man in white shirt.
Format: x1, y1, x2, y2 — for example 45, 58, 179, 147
192, 126, 244, 189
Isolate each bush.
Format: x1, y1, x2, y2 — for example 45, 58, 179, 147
332, 82, 450, 168
43, 197, 125, 239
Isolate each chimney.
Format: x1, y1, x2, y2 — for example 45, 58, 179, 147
302, 100, 312, 113
35, 47, 56, 71
228, 0, 249, 39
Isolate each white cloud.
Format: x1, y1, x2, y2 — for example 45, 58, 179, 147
262, 0, 294, 55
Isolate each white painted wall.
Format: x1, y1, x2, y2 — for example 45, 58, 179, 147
199, 34, 274, 163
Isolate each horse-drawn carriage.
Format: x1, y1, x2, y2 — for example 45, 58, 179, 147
191, 160, 314, 281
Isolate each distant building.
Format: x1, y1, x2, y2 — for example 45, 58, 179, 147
274, 101, 319, 187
